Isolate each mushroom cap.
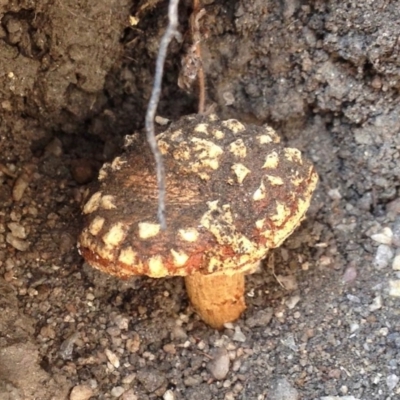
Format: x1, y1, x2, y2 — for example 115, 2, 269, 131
78, 114, 318, 279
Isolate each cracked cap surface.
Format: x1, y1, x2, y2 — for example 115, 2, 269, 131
78, 114, 318, 278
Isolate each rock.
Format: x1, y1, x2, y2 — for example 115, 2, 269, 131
171, 325, 188, 340
70, 385, 94, 400
12, 173, 30, 202
71, 159, 96, 184
392, 217, 400, 247
392, 253, 400, 270
267, 377, 299, 400
342, 265, 358, 284
374, 245, 394, 269
387, 200, 400, 217
369, 295, 382, 311
163, 390, 175, 400
232, 326, 246, 342
136, 368, 166, 393
386, 374, 399, 391
207, 348, 230, 380
111, 386, 125, 397
246, 308, 273, 328
371, 227, 393, 245
59, 332, 80, 360
349, 323, 360, 333
286, 295, 301, 309
44, 137, 63, 157
7, 222, 27, 239
389, 280, 400, 297
105, 349, 120, 369
6, 233, 29, 251
121, 389, 138, 400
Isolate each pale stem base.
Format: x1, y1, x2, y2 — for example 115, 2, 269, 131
184, 271, 246, 329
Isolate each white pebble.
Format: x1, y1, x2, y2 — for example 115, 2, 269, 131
387, 374, 399, 391
163, 389, 175, 400
6, 233, 29, 251
392, 253, 400, 270
105, 349, 120, 369
208, 348, 230, 380
120, 389, 138, 400
121, 373, 136, 384
374, 245, 394, 269
286, 294, 301, 309
232, 326, 246, 342
70, 385, 94, 400
379, 327, 389, 336
389, 280, 400, 297
111, 386, 125, 397
328, 188, 342, 200
349, 323, 360, 333
12, 173, 29, 201
371, 227, 393, 245
7, 222, 27, 239
369, 295, 382, 311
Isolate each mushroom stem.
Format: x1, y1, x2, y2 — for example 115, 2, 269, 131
184, 271, 246, 329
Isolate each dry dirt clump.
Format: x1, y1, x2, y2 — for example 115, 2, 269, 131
0, 0, 400, 399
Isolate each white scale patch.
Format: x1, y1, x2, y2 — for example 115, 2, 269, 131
138, 222, 161, 239
231, 163, 251, 184
83, 191, 102, 214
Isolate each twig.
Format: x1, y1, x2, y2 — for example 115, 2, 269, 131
145, 0, 181, 230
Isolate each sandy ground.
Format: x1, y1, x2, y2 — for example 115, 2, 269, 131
1, 0, 400, 399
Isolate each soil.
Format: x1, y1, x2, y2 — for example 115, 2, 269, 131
1, 0, 400, 399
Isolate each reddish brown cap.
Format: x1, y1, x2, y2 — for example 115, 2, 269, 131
78, 114, 318, 279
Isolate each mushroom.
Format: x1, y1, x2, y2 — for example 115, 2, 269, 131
78, 114, 318, 329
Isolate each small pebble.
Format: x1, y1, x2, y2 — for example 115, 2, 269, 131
286, 295, 301, 309
232, 326, 246, 342
374, 245, 394, 269
121, 390, 138, 400
342, 265, 357, 284
44, 137, 63, 157
155, 115, 170, 125
121, 373, 136, 384
207, 348, 230, 380
349, 323, 360, 333
371, 227, 393, 245
60, 332, 79, 360
246, 308, 273, 328
389, 280, 400, 297
392, 217, 400, 247
386, 374, 399, 391
71, 159, 95, 184
163, 390, 175, 400
392, 253, 400, 270
369, 295, 382, 311
328, 188, 342, 200
171, 326, 187, 340
6, 233, 29, 251
7, 222, 26, 239
346, 294, 360, 303
12, 173, 30, 201
105, 349, 120, 369
70, 385, 94, 400
267, 377, 299, 400
111, 386, 125, 398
